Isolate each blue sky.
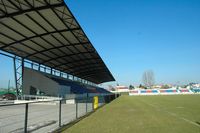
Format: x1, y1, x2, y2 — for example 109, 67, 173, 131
1, 0, 200, 88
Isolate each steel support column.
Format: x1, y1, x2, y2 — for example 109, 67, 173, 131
13, 56, 24, 97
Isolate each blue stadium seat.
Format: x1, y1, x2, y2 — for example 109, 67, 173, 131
50, 77, 110, 94
50, 77, 92, 94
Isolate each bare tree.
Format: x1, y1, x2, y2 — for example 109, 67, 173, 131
142, 70, 155, 88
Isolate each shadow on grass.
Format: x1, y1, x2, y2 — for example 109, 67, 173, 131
196, 122, 200, 125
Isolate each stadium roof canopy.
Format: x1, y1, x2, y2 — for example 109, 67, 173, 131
0, 0, 115, 84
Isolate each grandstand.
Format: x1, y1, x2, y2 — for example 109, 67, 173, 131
49, 77, 110, 94
0, 0, 115, 98
22, 67, 111, 98
0, 1, 117, 132
50, 77, 92, 94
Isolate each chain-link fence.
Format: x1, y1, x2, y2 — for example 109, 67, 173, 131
0, 93, 120, 133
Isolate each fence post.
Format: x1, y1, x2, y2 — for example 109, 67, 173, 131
24, 103, 28, 133
92, 96, 94, 111
86, 93, 88, 113
76, 101, 78, 119
59, 100, 62, 127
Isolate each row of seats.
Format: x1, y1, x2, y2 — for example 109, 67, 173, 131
179, 89, 190, 92
50, 77, 110, 94
129, 89, 196, 95
140, 90, 158, 93
160, 90, 177, 93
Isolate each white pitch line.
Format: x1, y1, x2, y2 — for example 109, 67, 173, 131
139, 99, 200, 128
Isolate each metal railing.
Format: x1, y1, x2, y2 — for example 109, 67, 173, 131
19, 95, 61, 101
0, 93, 120, 133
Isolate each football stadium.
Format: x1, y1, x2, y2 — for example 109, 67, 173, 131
0, 0, 200, 133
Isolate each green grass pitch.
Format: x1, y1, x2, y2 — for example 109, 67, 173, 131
63, 95, 200, 133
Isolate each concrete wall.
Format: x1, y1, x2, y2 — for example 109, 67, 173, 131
22, 67, 60, 97
59, 85, 71, 97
